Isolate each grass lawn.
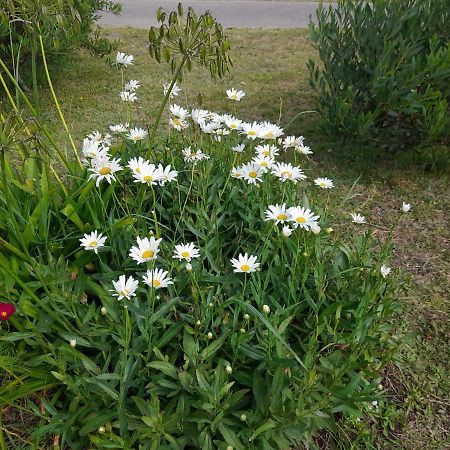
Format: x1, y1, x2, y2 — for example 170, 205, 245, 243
25, 27, 450, 448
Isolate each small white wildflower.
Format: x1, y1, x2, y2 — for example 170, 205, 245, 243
350, 213, 366, 224
401, 202, 411, 213
380, 265, 391, 278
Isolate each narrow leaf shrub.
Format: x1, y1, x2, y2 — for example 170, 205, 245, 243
0, 12, 407, 449
308, 0, 450, 146
0, 0, 120, 80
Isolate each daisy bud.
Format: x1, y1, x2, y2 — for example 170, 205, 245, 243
303, 252, 308, 257
207, 332, 213, 339
240, 413, 247, 421
401, 202, 411, 213
156, 295, 161, 300
311, 224, 321, 235
186, 262, 193, 272
240, 328, 245, 334
326, 227, 333, 233
282, 226, 293, 237
225, 365, 232, 374
98, 426, 106, 434
262, 304, 270, 314
101, 306, 107, 315
208, 302, 214, 308
378, 384, 383, 390
196, 320, 201, 326
243, 313, 250, 320
69, 339, 77, 347
80, 293, 88, 304
227, 447, 233, 450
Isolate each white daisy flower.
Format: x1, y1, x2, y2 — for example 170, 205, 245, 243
226, 88, 245, 101
255, 144, 279, 158
142, 268, 173, 289
282, 135, 304, 150
191, 108, 209, 124
132, 162, 163, 185
109, 123, 129, 133
170, 104, 190, 119
79, 230, 107, 254
240, 122, 262, 140
111, 275, 139, 300
124, 79, 140, 91
350, 213, 366, 224
271, 162, 306, 183
157, 164, 178, 185
81, 138, 109, 161
258, 122, 283, 140
225, 116, 243, 131
265, 204, 290, 224
127, 127, 148, 142
87, 131, 111, 147
116, 52, 134, 67
314, 177, 334, 189
401, 202, 411, 213
282, 226, 293, 237
380, 265, 391, 278
288, 206, 320, 230
127, 156, 147, 175
252, 155, 275, 172
232, 144, 245, 153
295, 145, 313, 155
182, 147, 209, 164
88, 156, 122, 187
120, 91, 137, 102
173, 243, 200, 261
200, 121, 221, 134
129, 236, 162, 264
163, 81, 181, 99
230, 253, 260, 273
231, 167, 244, 179
241, 162, 264, 184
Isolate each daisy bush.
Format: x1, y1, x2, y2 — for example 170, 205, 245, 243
0, 6, 409, 449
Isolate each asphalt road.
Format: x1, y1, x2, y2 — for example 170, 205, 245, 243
99, 0, 332, 29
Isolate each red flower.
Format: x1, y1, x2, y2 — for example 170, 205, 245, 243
0, 303, 16, 321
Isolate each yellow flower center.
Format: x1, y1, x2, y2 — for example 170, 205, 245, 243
119, 290, 129, 297
248, 130, 256, 136
173, 118, 181, 126
99, 167, 111, 175
152, 279, 161, 287
296, 217, 306, 223
320, 182, 327, 187
265, 132, 274, 138
277, 214, 288, 220
144, 175, 153, 182
248, 171, 257, 178
281, 171, 292, 178
1, 311, 7, 317
230, 123, 237, 129
260, 161, 268, 167
89, 241, 98, 247
181, 251, 190, 258
263, 151, 269, 156
241, 264, 251, 272
142, 250, 154, 259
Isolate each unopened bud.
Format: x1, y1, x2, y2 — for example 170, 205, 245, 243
98, 426, 106, 434
186, 262, 193, 272
69, 339, 77, 347
240, 413, 247, 421
207, 332, 213, 339
240, 328, 245, 334
243, 313, 250, 320
225, 365, 232, 374
101, 306, 107, 315
262, 304, 270, 314
196, 320, 201, 326
326, 227, 333, 233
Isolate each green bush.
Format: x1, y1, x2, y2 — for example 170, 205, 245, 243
0, 0, 120, 106
308, 0, 450, 146
0, 7, 406, 449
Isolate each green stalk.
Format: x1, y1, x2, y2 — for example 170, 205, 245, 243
38, 33, 83, 169
146, 56, 187, 158
30, 32, 40, 115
